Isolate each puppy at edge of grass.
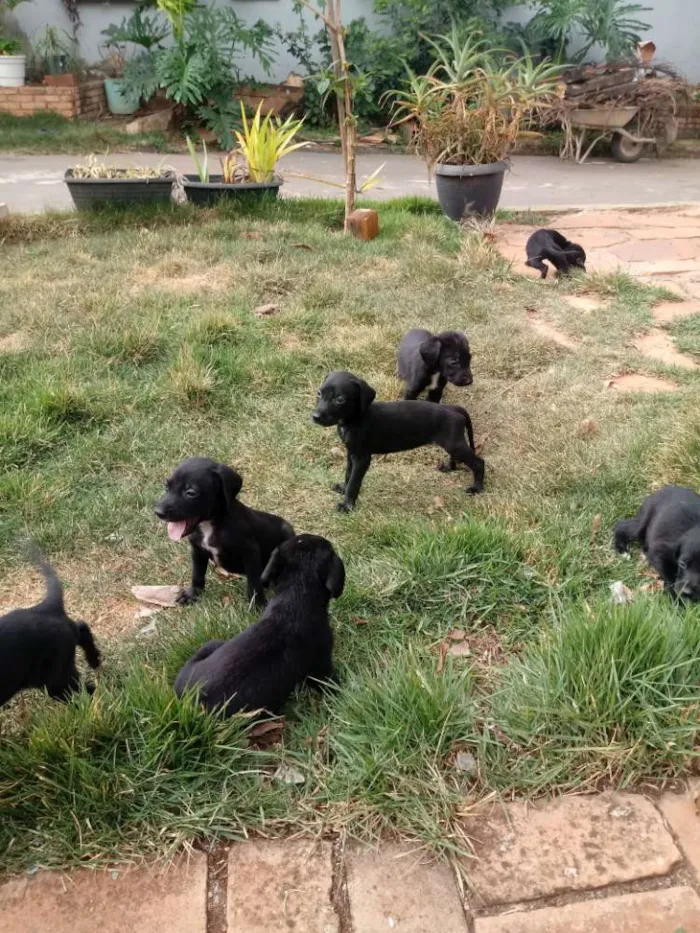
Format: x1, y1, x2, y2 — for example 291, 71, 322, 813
173, 534, 344, 717
155, 457, 294, 607
614, 485, 700, 599
312, 370, 485, 513
525, 228, 586, 279
0, 554, 100, 708
397, 328, 473, 403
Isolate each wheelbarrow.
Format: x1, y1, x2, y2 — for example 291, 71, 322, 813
567, 106, 658, 164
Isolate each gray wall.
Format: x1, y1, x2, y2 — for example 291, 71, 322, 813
11, 0, 700, 82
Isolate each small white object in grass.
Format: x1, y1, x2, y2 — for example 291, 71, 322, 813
131, 584, 181, 607
455, 751, 477, 774
136, 606, 162, 619
330, 446, 344, 459
610, 581, 634, 604
274, 764, 306, 785
138, 620, 159, 638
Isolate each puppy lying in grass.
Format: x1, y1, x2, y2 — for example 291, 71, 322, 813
397, 328, 473, 403
614, 485, 700, 599
312, 370, 484, 512
525, 228, 586, 279
174, 534, 344, 717
155, 457, 294, 607
0, 554, 100, 708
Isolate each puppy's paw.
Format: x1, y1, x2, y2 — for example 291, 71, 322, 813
176, 587, 199, 606
332, 483, 346, 495
466, 484, 483, 496
335, 501, 353, 514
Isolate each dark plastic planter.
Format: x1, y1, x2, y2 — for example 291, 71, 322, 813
182, 174, 282, 206
434, 161, 507, 220
64, 170, 175, 210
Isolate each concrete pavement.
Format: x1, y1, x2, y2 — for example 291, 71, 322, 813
1, 150, 700, 213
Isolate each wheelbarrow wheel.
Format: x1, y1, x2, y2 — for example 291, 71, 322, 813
611, 132, 644, 163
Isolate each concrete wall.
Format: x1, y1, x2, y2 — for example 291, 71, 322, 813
11, 1, 700, 83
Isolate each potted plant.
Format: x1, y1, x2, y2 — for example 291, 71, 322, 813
32, 25, 82, 86
182, 103, 309, 206
64, 155, 175, 210
388, 30, 561, 219
0, 0, 29, 88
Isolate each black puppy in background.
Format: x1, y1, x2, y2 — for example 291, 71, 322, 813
174, 534, 344, 716
526, 228, 586, 279
614, 485, 700, 599
155, 457, 294, 607
312, 370, 484, 512
0, 555, 100, 708
397, 328, 473, 403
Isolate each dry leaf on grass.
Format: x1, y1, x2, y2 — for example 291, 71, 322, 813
436, 640, 448, 675
253, 303, 280, 318
330, 446, 345, 459
590, 513, 601, 541
455, 751, 477, 774
447, 629, 466, 641
291, 243, 314, 251
448, 642, 472, 658
577, 417, 599, 438
135, 605, 163, 619
131, 585, 180, 607
640, 579, 664, 593
610, 581, 634, 605
242, 231, 262, 240
353, 616, 369, 625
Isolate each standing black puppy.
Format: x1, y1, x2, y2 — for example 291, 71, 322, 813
614, 486, 700, 599
397, 328, 473, 403
525, 229, 586, 279
0, 555, 100, 708
155, 457, 294, 606
312, 370, 484, 512
174, 534, 344, 716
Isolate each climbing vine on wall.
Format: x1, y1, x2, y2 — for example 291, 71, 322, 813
61, 0, 81, 36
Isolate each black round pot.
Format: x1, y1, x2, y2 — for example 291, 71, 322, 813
434, 161, 507, 221
64, 170, 175, 210
182, 174, 282, 206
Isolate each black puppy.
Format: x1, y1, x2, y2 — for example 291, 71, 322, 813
397, 328, 473, 403
174, 534, 344, 716
525, 228, 586, 279
614, 486, 700, 599
155, 457, 294, 606
312, 370, 484, 512
0, 555, 100, 708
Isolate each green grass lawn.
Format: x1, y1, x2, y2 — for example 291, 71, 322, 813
0, 112, 173, 154
2, 198, 700, 874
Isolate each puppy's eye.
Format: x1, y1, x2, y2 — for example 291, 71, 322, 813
316, 389, 322, 399
334, 395, 345, 405
679, 558, 688, 571
184, 486, 198, 499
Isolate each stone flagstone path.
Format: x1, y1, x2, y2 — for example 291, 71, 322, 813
3, 784, 700, 932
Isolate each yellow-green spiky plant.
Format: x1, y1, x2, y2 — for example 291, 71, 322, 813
235, 102, 309, 184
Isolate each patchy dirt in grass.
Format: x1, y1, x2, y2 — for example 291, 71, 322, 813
564, 295, 603, 313
652, 300, 700, 325
131, 260, 233, 296
634, 330, 699, 370
0, 331, 30, 353
526, 310, 578, 350
607, 373, 680, 393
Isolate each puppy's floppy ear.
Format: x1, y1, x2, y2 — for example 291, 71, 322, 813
325, 553, 345, 599
215, 464, 243, 512
261, 547, 283, 588
419, 336, 441, 370
354, 376, 376, 413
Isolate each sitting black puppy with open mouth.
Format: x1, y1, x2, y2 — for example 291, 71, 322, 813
614, 485, 700, 600
174, 534, 344, 717
525, 228, 586, 280
397, 328, 473, 403
312, 370, 484, 512
155, 457, 294, 606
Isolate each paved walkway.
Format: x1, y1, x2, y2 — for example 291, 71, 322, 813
1, 151, 700, 213
2, 786, 700, 932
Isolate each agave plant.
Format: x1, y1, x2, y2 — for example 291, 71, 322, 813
235, 102, 309, 183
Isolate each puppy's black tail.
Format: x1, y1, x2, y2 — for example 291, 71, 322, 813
450, 405, 476, 450
30, 552, 65, 613
75, 621, 101, 670
613, 518, 640, 554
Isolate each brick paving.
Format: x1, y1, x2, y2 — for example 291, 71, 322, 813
3, 786, 700, 931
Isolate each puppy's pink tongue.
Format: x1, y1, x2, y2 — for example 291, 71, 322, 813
167, 521, 188, 541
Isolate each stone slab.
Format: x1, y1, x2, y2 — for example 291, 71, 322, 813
633, 330, 698, 369
610, 239, 700, 263
228, 840, 338, 933
652, 300, 700, 324
0, 854, 207, 933
347, 844, 468, 933
474, 887, 700, 933
659, 781, 700, 881
461, 794, 681, 907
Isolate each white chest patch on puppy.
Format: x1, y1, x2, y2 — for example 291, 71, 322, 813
199, 521, 220, 567
428, 371, 441, 390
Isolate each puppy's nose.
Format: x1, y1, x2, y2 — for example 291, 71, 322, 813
465, 374, 473, 386
311, 411, 323, 424
154, 503, 167, 520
